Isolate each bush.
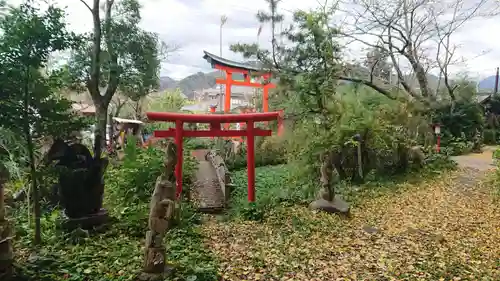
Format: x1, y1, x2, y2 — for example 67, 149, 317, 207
225, 135, 287, 171
106, 137, 197, 203
440, 135, 474, 156
484, 129, 497, 145
432, 101, 484, 145
12, 201, 219, 281
106, 140, 164, 203
285, 93, 432, 187
11, 134, 219, 281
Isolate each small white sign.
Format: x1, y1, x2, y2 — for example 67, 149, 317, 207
236, 123, 241, 130
434, 125, 441, 135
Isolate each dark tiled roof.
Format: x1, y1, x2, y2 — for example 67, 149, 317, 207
203, 51, 263, 72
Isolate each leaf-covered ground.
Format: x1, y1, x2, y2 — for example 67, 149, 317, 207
203, 168, 500, 280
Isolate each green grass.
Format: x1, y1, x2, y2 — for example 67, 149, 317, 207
228, 156, 457, 220
228, 165, 311, 219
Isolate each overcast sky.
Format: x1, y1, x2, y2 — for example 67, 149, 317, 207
7, 0, 500, 80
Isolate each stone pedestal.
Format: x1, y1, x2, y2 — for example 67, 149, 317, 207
309, 197, 350, 216
140, 231, 174, 280
61, 208, 109, 231
137, 267, 174, 281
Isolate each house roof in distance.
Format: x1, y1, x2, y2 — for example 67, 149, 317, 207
112, 117, 144, 125
203, 50, 263, 72
71, 103, 95, 115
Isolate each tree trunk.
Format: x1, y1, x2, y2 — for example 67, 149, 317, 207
23, 66, 41, 245
93, 102, 109, 159
135, 100, 142, 120
27, 136, 41, 245
113, 100, 127, 117
405, 51, 433, 99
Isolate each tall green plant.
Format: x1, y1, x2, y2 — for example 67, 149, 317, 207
0, 2, 86, 244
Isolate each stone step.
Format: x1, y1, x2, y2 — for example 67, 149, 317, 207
192, 150, 226, 213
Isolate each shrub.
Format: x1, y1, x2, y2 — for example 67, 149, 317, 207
285, 93, 431, 188
432, 101, 484, 145
225, 135, 287, 171
440, 135, 474, 156
484, 129, 497, 145
106, 137, 197, 203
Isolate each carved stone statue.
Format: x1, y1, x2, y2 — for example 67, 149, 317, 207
319, 152, 335, 202
46, 139, 109, 229
310, 150, 350, 216
141, 141, 178, 279
472, 128, 483, 153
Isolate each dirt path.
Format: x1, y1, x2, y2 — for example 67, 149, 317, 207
203, 153, 500, 280
451, 146, 496, 171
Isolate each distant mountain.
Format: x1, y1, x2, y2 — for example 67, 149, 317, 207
161, 65, 455, 100
159, 71, 245, 99
478, 75, 499, 92
159, 76, 177, 91
176, 72, 219, 99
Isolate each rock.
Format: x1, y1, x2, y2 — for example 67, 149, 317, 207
309, 197, 350, 216
430, 233, 446, 243
13, 189, 26, 202
362, 225, 379, 234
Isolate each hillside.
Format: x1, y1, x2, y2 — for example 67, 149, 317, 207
159, 71, 244, 99
478, 75, 499, 91
161, 65, 483, 99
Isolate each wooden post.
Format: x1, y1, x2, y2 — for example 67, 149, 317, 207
357, 144, 363, 179
224, 72, 232, 113
246, 120, 256, 202
175, 120, 183, 198
263, 85, 270, 113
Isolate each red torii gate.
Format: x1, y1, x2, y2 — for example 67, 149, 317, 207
203, 51, 275, 114
146, 111, 282, 202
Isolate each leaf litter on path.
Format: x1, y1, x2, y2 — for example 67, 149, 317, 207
202, 169, 500, 280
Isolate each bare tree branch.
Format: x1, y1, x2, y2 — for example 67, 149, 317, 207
339, 0, 500, 103
78, 0, 93, 14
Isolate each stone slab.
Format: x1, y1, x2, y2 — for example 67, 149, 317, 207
137, 266, 174, 281
61, 208, 109, 231
309, 198, 350, 215
193, 160, 225, 213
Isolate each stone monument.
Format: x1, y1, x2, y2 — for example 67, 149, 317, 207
139, 141, 178, 280
46, 139, 109, 230
309, 151, 350, 216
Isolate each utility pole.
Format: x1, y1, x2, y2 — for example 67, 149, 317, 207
256, 25, 263, 99
494, 67, 499, 95
257, 24, 262, 47
219, 15, 227, 112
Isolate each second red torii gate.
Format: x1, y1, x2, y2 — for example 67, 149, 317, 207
203, 51, 275, 114
147, 111, 282, 202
